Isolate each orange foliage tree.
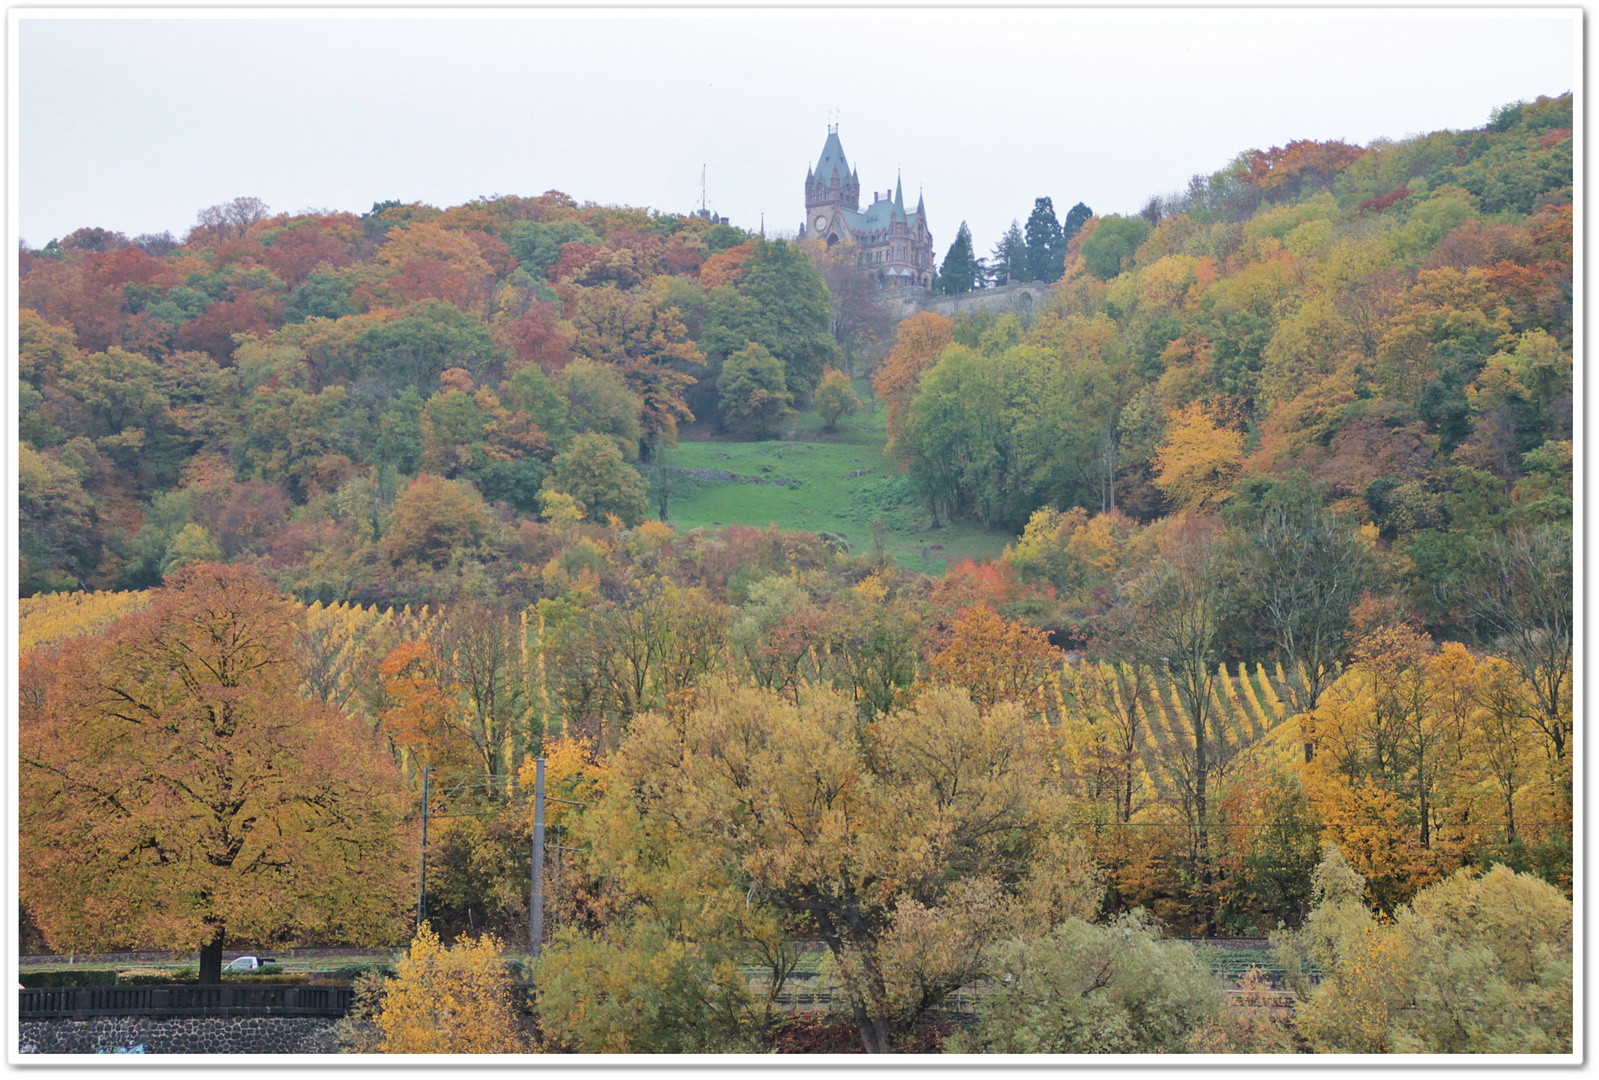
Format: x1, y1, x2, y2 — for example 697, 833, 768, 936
18, 564, 415, 981
927, 603, 1064, 712
870, 311, 952, 449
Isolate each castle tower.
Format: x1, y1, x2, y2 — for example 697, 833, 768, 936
804, 125, 860, 245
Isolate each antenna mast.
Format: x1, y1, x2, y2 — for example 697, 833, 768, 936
700, 164, 707, 212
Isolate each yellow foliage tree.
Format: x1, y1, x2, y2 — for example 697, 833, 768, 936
377, 923, 530, 1053
1152, 404, 1244, 512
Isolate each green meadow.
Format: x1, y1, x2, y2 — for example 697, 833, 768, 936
658, 380, 1013, 575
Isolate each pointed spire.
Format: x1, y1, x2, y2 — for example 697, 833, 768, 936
895, 172, 904, 207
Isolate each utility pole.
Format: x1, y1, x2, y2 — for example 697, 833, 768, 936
529, 758, 546, 958
417, 764, 430, 930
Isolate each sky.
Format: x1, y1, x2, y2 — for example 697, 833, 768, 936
15, 9, 1578, 256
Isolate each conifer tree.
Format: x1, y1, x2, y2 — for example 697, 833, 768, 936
1062, 201, 1093, 248
939, 222, 982, 295
989, 220, 1027, 286
1024, 198, 1066, 283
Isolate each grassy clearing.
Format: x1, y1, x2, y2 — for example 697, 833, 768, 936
661, 379, 1013, 575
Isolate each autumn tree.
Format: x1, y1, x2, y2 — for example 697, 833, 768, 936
382, 473, 496, 568
813, 368, 862, 433
561, 283, 703, 455
1287, 855, 1571, 1053
1152, 404, 1244, 512
927, 602, 1065, 712
1241, 506, 1380, 725
870, 311, 952, 449
375, 923, 531, 1053
579, 679, 1072, 1052
1102, 513, 1236, 933
19, 564, 415, 981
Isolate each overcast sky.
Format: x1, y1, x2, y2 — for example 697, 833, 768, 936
16, 9, 1578, 255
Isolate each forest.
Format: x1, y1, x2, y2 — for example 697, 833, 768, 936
16, 94, 1572, 1054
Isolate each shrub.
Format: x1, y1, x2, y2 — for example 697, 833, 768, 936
949, 912, 1222, 1053
374, 924, 531, 1053
117, 968, 197, 985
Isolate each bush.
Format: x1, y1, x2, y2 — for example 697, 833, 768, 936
20, 970, 122, 988
949, 912, 1222, 1053
223, 971, 309, 984
1291, 860, 1572, 1053
319, 963, 398, 983
117, 968, 197, 985
535, 920, 763, 1053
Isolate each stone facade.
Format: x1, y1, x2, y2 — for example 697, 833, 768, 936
799, 127, 935, 289
19, 1015, 342, 1055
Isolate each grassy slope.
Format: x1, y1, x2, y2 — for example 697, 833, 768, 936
659, 379, 1012, 575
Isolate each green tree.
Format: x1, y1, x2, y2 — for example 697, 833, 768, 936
356, 300, 501, 392
537, 920, 767, 1052
717, 342, 793, 438
505, 364, 573, 450
543, 432, 649, 527
701, 239, 839, 399
372, 387, 426, 475
18, 443, 102, 594
559, 358, 642, 459
161, 522, 223, 574
1080, 215, 1152, 280
1023, 197, 1065, 284
506, 218, 600, 280
989, 219, 1028, 286
938, 222, 982, 294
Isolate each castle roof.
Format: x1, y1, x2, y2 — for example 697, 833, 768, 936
840, 196, 925, 236
814, 130, 850, 181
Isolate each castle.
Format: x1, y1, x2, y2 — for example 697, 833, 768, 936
799, 127, 935, 289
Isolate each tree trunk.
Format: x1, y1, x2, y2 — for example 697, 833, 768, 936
199, 927, 225, 984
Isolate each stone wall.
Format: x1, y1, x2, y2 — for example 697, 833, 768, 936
19, 1016, 341, 1055
875, 280, 1055, 324
921, 281, 1052, 319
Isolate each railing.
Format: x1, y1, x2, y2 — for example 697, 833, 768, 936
19, 984, 356, 1020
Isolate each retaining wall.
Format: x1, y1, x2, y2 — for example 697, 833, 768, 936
19, 1015, 341, 1055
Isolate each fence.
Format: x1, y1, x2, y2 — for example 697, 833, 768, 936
18, 985, 356, 1020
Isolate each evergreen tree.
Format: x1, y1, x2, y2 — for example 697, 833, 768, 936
1062, 201, 1093, 248
939, 222, 982, 295
989, 220, 1027, 287
1024, 198, 1066, 284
